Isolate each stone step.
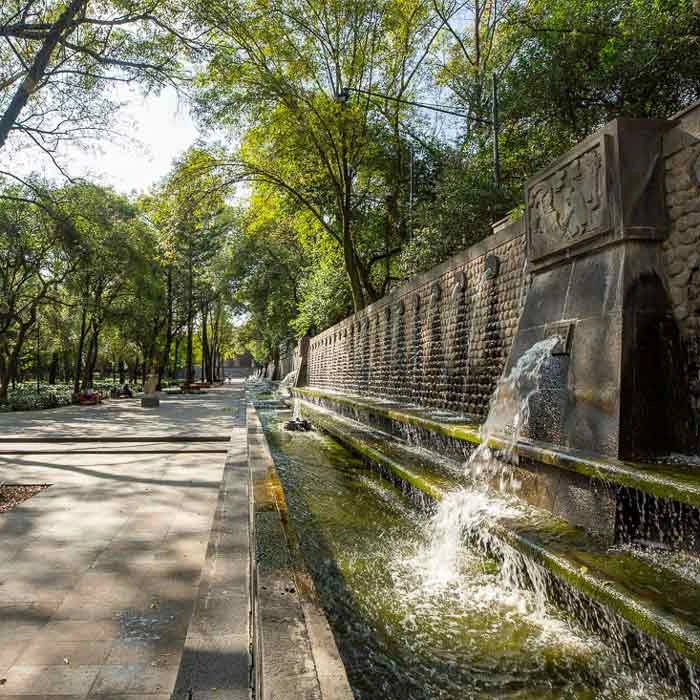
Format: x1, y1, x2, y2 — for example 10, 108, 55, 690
299, 398, 700, 681
293, 388, 700, 550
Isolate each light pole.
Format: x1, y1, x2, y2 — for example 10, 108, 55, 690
337, 81, 501, 188
35, 316, 40, 394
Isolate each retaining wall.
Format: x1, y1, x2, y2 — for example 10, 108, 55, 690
306, 217, 527, 422
299, 102, 700, 439
663, 101, 700, 427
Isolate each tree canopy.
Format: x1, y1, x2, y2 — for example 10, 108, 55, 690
1, 0, 699, 385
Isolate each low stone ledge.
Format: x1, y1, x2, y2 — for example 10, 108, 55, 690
293, 387, 700, 510
301, 401, 700, 681
247, 405, 354, 700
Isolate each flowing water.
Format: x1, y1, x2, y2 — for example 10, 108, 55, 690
260, 408, 676, 700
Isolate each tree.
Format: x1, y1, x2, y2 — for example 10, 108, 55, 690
504, 0, 700, 139
0, 0, 196, 165
57, 182, 153, 392
146, 148, 232, 385
0, 177, 75, 398
193, 0, 442, 311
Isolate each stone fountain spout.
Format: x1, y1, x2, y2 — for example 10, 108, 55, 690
507, 117, 695, 460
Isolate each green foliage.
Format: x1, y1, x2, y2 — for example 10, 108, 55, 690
291, 245, 352, 337
2, 0, 699, 372
0, 0, 195, 157
0, 383, 72, 412
503, 0, 700, 137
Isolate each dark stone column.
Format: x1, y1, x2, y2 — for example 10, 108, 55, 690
509, 117, 695, 460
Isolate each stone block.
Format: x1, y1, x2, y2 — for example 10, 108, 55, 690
525, 118, 670, 270
504, 117, 698, 459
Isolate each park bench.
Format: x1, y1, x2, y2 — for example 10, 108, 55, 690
109, 387, 133, 399
181, 382, 210, 392
73, 390, 103, 406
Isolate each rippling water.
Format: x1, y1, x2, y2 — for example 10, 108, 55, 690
260, 409, 675, 700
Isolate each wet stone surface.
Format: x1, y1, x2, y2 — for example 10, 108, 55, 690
260, 407, 679, 700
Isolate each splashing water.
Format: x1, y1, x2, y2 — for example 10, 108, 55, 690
420, 337, 562, 605
471, 335, 560, 483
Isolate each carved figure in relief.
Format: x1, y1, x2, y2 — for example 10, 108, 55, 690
583, 149, 603, 210
530, 146, 604, 244
530, 184, 560, 240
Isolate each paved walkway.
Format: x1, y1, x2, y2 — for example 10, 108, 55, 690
0, 384, 250, 699
0, 389, 243, 441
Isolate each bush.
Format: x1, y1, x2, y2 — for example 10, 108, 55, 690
0, 383, 73, 412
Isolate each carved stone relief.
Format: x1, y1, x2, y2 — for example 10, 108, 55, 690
527, 138, 609, 262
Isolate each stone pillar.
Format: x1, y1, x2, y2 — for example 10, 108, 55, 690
293, 336, 311, 387
508, 118, 695, 460
141, 373, 160, 408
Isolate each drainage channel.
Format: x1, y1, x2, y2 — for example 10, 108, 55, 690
256, 405, 677, 700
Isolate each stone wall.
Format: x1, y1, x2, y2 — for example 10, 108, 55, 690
663, 101, 700, 428
304, 217, 527, 422
298, 104, 700, 447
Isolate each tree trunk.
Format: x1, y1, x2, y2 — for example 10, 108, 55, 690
48, 351, 59, 384
0, 354, 8, 401
210, 304, 221, 383
0, 0, 87, 151
340, 166, 368, 312
185, 243, 194, 385
202, 301, 211, 384
172, 337, 180, 379
82, 322, 99, 390
1, 316, 34, 398
158, 267, 174, 390
73, 306, 88, 395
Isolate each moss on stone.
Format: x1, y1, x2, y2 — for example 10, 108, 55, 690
293, 388, 700, 509
297, 396, 700, 668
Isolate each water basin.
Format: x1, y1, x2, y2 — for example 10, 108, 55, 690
259, 407, 676, 700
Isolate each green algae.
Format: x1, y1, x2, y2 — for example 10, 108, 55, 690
257, 406, 678, 700
293, 388, 700, 508
296, 397, 700, 670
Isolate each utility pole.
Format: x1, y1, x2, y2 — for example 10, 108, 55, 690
492, 73, 501, 189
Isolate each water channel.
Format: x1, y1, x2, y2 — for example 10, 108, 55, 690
258, 406, 676, 700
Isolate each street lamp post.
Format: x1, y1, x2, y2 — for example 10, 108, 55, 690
337, 81, 501, 188
35, 316, 40, 394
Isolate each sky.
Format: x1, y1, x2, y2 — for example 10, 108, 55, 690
2, 85, 202, 196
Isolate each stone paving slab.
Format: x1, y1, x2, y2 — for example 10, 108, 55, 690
0, 385, 249, 699
0, 443, 230, 455
0, 388, 243, 441
171, 429, 251, 700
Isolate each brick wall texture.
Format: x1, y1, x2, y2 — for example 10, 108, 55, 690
663, 102, 700, 423
305, 219, 527, 422
300, 102, 700, 427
